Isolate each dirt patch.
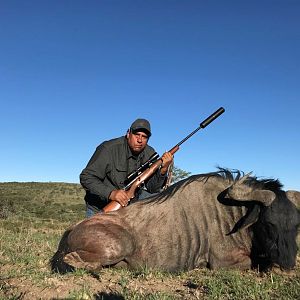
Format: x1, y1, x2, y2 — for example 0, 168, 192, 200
0, 268, 207, 299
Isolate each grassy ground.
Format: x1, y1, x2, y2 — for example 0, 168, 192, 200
0, 182, 299, 300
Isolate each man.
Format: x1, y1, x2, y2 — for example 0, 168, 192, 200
80, 118, 173, 217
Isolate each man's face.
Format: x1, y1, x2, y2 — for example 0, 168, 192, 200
127, 131, 149, 155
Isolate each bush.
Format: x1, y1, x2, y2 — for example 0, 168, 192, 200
0, 199, 16, 219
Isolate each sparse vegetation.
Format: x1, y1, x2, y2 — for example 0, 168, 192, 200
170, 166, 192, 184
0, 182, 299, 299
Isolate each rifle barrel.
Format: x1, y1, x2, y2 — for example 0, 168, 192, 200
174, 107, 225, 149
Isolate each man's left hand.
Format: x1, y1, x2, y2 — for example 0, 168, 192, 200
160, 152, 173, 175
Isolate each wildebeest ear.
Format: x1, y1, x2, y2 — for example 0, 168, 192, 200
286, 190, 300, 207
227, 205, 261, 235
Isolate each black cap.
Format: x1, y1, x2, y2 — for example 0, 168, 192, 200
130, 118, 151, 137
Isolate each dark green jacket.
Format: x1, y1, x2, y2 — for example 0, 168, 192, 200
80, 136, 167, 210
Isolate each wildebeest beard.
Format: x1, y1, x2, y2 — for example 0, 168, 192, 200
250, 191, 299, 271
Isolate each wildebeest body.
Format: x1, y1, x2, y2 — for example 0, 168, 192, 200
51, 170, 300, 273
121, 178, 252, 271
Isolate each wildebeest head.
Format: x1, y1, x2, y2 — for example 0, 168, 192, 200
225, 172, 300, 271
251, 191, 300, 271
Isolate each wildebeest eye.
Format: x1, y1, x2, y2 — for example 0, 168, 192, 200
260, 222, 278, 239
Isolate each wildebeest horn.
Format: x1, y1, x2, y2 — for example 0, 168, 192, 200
238, 172, 253, 184
227, 205, 261, 235
227, 176, 276, 206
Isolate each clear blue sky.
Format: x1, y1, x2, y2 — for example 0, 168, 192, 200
1, 0, 299, 191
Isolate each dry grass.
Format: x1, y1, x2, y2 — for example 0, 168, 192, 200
0, 182, 299, 299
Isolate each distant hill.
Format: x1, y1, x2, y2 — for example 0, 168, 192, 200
0, 182, 86, 220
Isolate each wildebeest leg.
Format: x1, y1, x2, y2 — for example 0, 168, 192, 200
63, 222, 135, 271
209, 248, 251, 270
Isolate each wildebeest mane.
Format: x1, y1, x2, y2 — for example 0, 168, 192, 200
214, 167, 284, 194
146, 167, 284, 205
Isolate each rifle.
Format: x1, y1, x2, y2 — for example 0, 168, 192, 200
103, 107, 225, 213
123, 152, 160, 187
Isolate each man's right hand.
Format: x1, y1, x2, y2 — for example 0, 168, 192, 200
109, 190, 130, 207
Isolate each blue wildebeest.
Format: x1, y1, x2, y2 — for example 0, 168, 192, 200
51, 169, 300, 273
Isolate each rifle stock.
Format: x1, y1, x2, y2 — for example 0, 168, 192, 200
102, 107, 225, 213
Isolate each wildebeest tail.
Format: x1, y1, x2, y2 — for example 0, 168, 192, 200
50, 227, 74, 273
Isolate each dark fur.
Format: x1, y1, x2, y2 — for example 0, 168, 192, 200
251, 190, 299, 270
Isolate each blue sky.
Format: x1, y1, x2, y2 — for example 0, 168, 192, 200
1, 0, 299, 191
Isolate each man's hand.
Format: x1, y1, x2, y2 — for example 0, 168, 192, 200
109, 190, 130, 207
160, 152, 174, 175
